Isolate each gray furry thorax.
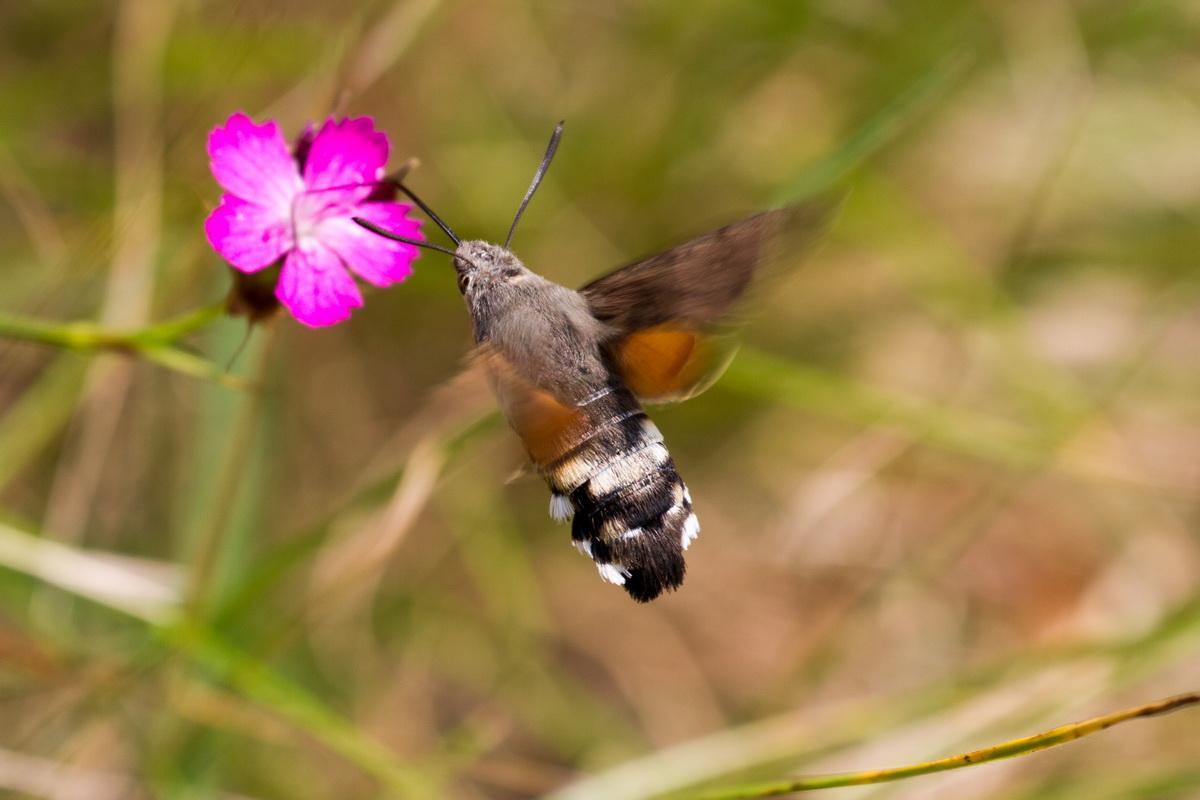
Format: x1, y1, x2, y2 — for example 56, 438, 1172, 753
455, 240, 610, 398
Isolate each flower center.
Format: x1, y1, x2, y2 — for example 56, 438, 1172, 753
290, 190, 345, 249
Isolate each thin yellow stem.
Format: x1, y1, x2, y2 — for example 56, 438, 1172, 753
683, 693, 1200, 799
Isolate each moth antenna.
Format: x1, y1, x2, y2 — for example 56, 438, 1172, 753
352, 217, 460, 257
504, 120, 564, 249
302, 158, 418, 196
353, 218, 485, 274
395, 182, 460, 245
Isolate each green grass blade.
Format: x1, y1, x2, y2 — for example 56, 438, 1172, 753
722, 346, 1045, 469
158, 622, 439, 798
0, 358, 86, 489
773, 51, 972, 204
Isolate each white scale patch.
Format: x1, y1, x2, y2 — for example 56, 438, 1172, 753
596, 562, 631, 585
588, 443, 670, 497
640, 418, 664, 442
680, 512, 701, 550
572, 538, 593, 557
551, 452, 600, 492
620, 527, 644, 540
549, 493, 573, 522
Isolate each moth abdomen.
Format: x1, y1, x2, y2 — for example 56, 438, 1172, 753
540, 392, 699, 602
570, 461, 695, 602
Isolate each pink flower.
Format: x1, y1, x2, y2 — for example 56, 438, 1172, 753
204, 113, 423, 327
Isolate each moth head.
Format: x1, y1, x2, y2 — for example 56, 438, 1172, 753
453, 240, 529, 297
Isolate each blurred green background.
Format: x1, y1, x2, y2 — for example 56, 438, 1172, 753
1, 1, 1198, 798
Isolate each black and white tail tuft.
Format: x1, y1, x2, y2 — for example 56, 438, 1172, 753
542, 387, 699, 602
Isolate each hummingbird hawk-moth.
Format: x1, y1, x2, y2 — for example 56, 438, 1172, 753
356, 123, 830, 601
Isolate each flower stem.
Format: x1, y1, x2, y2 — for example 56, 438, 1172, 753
184, 327, 275, 615
132, 301, 226, 343
0, 300, 244, 388
682, 693, 1200, 799
0, 300, 224, 350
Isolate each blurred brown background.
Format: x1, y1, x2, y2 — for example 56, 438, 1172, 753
0, 1, 1198, 798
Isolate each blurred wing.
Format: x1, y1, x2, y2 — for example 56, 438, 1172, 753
611, 324, 737, 403
581, 200, 832, 403
474, 346, 587, 466
580, 202, 830, 331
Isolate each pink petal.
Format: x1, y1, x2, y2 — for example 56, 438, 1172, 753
276, 245, 363, 327
204, 194, 293, 272
303, 117, 389, 201
208, 113, 303, 214
318, 202, 423, 287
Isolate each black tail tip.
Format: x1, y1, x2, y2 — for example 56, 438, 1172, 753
622, 561, 686, 603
